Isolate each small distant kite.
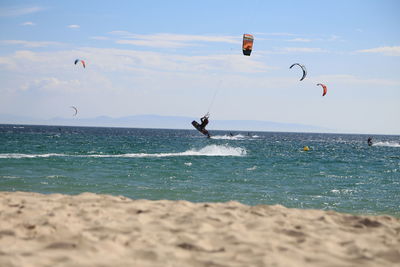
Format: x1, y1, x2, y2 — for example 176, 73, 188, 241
317, 83, 328, 96
70, 106, 78, 116
290, 63, 307, 81
74, 59, 85, 68
242, 34, 254, 56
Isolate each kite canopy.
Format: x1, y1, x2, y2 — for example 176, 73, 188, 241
242, 34, 254, 56
70, 106, 78, 116
317, 83, 328, 96
290, 63, 307, 81
74, 59, 85, 68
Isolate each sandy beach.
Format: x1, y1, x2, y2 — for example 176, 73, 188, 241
0, 192, 399, 267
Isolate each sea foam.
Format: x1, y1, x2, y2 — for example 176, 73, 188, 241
0, 145, 246, 159
210, 134, 258, 140
0, 153, 66, 159
372, 141, 400, 148
84, 144, 246, 157
211, 134, 246, 140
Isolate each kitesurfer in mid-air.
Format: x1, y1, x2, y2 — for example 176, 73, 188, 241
191, 113, 211, 138
199, 114, 209, 130
199, 113, 210, 138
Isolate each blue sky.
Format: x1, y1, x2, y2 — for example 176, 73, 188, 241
0, 0, 399, 134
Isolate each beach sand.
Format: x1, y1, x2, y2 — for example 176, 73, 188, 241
0, 192, 399, 267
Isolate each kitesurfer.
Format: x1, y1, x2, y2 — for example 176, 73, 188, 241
191, 113, 211, 138
199, 114, 209, 131
367, 137, 373, 146
199, 114, 211, 138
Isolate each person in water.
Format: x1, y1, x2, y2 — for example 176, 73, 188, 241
367, 137, 373, 146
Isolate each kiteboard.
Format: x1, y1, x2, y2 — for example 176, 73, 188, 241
192, 121, 210, 137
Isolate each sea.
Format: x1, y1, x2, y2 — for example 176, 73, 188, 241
1, 124, 399, 217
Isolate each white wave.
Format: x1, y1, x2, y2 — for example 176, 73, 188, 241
184, 162, 192, 166
46, 175, 63, 179
331, 189, 356, 194
85, 145, 246, 157
190, 144, 246, 156
0, 153, 67, 159
211, 134, 247, 140
246, 166, 257, 171
0, 145, 246, 159
372, 141, 400, 148
1, 176, 20, 179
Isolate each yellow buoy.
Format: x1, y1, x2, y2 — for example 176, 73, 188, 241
303, 146, 310, 151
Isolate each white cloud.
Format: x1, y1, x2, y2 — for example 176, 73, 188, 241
357, 46, 400, 56
21, 77, 81, 92
259, 33, 342, 43
0, 40, 62, 48
0, 47, 274, 96
0, 57, 15, 70
255, 32, 298, 37
111, 32, 239, 43
0, 6, 44, 17
110, 32, 240, 48
0, 50, 46, 71
314, 74, 400, 87
313, 35, 342, 42
328, 35, 341, 41
0, 47, 272, 94
116, 39, 193, 48
76, 47, 270, 74
279, 47, 328, 53
21, 21, 35, 26
108, 30, 131, 35
90, 36, 109, 40
287, 38, 312, 43
67, 24, 80, 29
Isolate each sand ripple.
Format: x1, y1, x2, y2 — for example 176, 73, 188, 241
0, 192, 399, 267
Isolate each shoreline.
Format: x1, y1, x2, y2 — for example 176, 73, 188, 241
1, 191, 399, 267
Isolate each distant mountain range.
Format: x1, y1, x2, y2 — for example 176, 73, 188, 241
0, 114, 331, 133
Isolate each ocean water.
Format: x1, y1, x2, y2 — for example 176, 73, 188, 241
1, 124, 399, 216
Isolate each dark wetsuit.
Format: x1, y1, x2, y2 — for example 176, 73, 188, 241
367, 137, 373, 146
199, 117, 209, 130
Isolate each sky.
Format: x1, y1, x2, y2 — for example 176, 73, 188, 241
0, 0, 399, 134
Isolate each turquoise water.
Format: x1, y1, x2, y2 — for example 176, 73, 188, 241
1, 124, 399, 216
